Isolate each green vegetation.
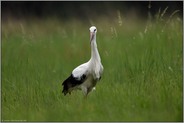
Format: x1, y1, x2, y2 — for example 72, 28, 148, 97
2, 12, 183, 121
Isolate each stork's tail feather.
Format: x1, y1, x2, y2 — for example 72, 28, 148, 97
62, 74, 77, 96
62, 74, 86, 96
62, 87, 68, 95
62, 79, 72, 96
62, 84, 72, 95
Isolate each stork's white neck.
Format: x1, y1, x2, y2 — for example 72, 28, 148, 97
90, 35, 101, 63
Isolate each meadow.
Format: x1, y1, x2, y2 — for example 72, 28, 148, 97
1, 12, 183, 121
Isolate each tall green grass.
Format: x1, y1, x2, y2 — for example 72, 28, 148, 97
1, 13, 183, 121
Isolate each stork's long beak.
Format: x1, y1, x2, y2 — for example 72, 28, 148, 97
90, 32, 94, 43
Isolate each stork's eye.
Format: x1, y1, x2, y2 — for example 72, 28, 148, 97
94, 29, 96, 32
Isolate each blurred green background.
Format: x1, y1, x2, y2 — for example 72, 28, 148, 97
1, 1, 183, 122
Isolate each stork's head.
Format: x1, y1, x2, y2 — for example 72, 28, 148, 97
89, 26, 97, 42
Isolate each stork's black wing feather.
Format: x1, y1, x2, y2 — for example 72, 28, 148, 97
62, 74, 86, 95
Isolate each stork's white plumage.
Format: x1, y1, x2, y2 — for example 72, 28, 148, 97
62, 26, 103, 97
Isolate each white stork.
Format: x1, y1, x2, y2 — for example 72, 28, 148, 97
62, 26, 103, 97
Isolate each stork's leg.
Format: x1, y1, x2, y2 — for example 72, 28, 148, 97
84, 90, 91, 99
84, 88, 93, 99
81, 86, 94, 99
81, 86, 88, 97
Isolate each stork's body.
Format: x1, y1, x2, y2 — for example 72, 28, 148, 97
62, 26, 103, 97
